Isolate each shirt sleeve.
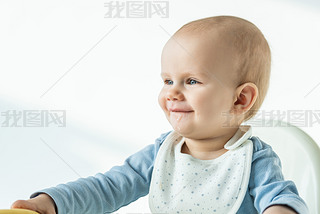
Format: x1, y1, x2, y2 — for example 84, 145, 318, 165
30, 131, 171, 214
249, 136, 309, 214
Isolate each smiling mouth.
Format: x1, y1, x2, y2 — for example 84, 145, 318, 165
170, 110, 194, 113
169, 109, 193, 114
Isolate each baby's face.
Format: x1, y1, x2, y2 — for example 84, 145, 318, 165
158, 31, 238, 139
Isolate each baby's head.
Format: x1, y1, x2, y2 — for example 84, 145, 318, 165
158, 16, 271, 139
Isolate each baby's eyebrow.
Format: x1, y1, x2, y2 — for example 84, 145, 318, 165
160, 72, 174, 79
160, 71, 208, 78
184, 71, 209, 78
160, 72, 167, 77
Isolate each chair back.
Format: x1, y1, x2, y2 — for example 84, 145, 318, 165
251, 120, 320, 214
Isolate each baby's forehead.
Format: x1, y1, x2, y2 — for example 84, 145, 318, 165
170, 28, 237, 61
168, 22, 252, 69
166, 27, 237, 65
162, 30, 240, 88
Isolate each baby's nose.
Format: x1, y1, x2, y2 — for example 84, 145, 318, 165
166, 88, 184, 101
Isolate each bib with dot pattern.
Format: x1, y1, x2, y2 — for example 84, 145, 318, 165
149, 126, 253, 214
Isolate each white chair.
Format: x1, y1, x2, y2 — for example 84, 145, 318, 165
250, 120, 320, 214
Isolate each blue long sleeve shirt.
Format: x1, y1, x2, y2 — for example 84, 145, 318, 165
31, 132, 309, 214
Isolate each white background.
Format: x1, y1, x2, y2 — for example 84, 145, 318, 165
0, 0, 320, 212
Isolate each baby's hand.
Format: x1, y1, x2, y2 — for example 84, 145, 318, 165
11, 194, 56, 214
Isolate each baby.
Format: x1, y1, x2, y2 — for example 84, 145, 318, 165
12, 16, 308, 214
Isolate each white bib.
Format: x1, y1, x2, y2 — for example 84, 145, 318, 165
149, 126, 253, 214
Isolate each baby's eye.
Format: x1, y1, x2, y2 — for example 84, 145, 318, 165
187, 79, 200, 85
164, 79, 174, 85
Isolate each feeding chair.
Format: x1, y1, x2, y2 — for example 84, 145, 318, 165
251, 119, 320, 214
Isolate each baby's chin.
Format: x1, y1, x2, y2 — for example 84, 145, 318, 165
166, 112, 196, 136
169, 122, 194, 137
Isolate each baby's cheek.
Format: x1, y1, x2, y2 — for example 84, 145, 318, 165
199, 100, 222, 119
158, 90, 166, 111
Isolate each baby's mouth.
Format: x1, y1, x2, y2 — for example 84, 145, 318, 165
168, 107, 194, 113
170, 110, 194, 113
169, 109, 194, 119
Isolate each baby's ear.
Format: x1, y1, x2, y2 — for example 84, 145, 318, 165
232, 82, 258, 115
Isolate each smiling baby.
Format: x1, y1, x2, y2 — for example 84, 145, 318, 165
12, 15, 308, 214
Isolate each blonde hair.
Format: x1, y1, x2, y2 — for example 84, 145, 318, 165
175, 16, 271, 121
